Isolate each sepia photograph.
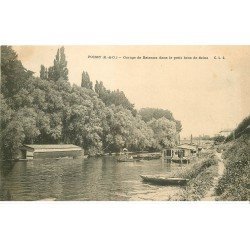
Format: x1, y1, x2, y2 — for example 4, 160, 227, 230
1, 1, 250, 250
1, 45, 249, 201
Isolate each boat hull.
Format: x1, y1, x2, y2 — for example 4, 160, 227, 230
140, 175, 189, 186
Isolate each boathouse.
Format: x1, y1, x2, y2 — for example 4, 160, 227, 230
177, 144, 197, 157
163, 144, 197, 158
162, 144, 198, 164
20, 144, 83, 160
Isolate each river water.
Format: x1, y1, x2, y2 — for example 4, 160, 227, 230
0, 156, 186, 201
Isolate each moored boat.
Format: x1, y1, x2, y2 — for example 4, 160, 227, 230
140, 175, 189, 186
13, 158, 29, 162
117, 157, 142, 162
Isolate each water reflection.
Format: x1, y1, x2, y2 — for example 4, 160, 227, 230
0, 156, 184, 201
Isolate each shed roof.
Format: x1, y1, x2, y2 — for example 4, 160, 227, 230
23, 144, 82, 150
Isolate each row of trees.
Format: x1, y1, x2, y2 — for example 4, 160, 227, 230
0, 46, 182, 159
40, 47, 68, 82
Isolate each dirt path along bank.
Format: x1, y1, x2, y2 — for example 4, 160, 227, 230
202, 152, 225, 201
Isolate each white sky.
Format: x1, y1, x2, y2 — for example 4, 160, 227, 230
14, 45, 250, 138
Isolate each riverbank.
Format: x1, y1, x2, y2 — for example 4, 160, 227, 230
215, 134, 249, 201
167, 150, 219, 201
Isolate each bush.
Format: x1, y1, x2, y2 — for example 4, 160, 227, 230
176, 151, 219, 180
215, 134, 250, 200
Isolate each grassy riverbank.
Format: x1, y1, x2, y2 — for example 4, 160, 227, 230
215, 134, 249, 201
169, 150, 219, 201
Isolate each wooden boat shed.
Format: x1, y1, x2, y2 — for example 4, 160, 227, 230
20, 144, 83, 160
162, 144, 198, 164
177, 144, 197, 157
163, 144, 197, 157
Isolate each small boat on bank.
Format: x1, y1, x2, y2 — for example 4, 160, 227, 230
140, 175, 189, 186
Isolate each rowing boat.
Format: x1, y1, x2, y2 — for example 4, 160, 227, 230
140, 175, 189, 186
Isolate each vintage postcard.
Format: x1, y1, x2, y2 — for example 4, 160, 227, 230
0, 45, 249, 201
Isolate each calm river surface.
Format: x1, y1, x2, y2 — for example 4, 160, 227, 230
0, 156, 186, 201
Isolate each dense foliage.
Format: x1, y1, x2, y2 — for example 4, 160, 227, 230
216, 133, 250, 200
174, 150, 219, 180
225, 115, 250, 142
180, 151, 219, 201
81, 71, 93, 90
169, 150, 219, 201
1, 46, 182, 159
139, 108, 182, 132
213, 135, 226, 144
95, 80, 136, 115
1, 46, 33, 98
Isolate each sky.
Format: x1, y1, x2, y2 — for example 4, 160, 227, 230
13, 45, 250, 138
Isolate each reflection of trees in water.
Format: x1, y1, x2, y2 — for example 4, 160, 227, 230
0, 162, 15, 200
0, 186, 12, 201
1, 190, 12, 200
0, 161, 15, 177
0, 156, 182, 201
0, 166, 14, 201
0, 161, 34, 200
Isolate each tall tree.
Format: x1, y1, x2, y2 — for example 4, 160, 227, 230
94, 81, 136, 115
40, 65, 48, 80
81, 71, 93, 89
48, 47, 69, 82
139, 108, 174, 122
148, 117, 177, 150
1, 46, 33, 98
139, 108, 182, 132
